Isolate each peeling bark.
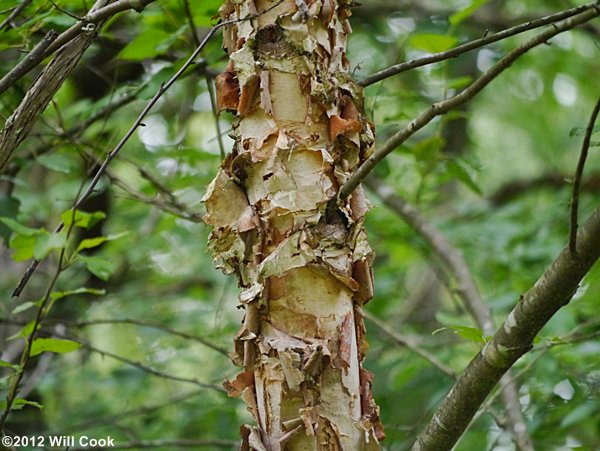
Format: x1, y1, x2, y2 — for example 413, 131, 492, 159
204, 0, 382, 449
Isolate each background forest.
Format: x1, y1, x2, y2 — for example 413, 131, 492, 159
1, 0, 599, 449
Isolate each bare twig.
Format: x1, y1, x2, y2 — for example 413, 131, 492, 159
48, 0, 84, 20
366, 176, 534, 450
0, 0, 152, 96
0, 30, 58, 95
65, 317, 229, 356
9, 0, 285, 299
365, 311, 456, 379
206, 74, 226, 159
412, 201, 600, 450
63, 336, 226, 392
0, 0, 112, 171
569, 94, 600, 254
0, 0, 32, 30
365, 176, 491, 330
359, 1, 600, 87
50, 390, 205, 435
183, 0, 201, 47
341, 7, 600, 201
181, 0, 226, 158
44, 0, 156, 57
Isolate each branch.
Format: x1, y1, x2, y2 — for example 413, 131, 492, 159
50, 390, 205, 435
62, 336, 226, 393
365, 311, 456, 378
411, 202, 600, 450
64, 317, 229, 356
0, 0, 156, 95
359, 1, 600, 87
365, 176, 491, 331
0, 30, 59, 95
489, 172, 600, 205
9, 2, 284, 299
0, 0, 32, 30
365, 176, 533, 450
570, 94, 600, 254
0, 0, 112, 172
340, 6, 600, 201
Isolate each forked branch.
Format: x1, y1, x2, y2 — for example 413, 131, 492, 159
340, 7, 600, 200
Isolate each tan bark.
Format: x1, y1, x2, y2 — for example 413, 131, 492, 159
204, 0, 383, 449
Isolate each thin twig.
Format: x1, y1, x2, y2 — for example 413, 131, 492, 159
340, 7, 600, 201
0, 0, 33, 30
366, 176, 533, 449
365, 311, 457, 379
411, 201, 600, 450
206, 74, 226, 159
359, 1, 600, 87
569, 94, 600, 255
183, 0, 201, 47
181, 0, 226, 158
0, 30, 58, 95
66, 317, 229, 356
0, 0, 156, 95
49, 390, 205, 435
48, 0, 84, 20
62, 336, 226, 392
10, 0, 284, 299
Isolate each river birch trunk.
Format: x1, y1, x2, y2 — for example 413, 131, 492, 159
203, 1, 384, 449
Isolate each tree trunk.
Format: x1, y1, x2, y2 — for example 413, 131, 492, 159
203, 0, 384, 449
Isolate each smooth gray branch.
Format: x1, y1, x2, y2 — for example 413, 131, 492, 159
341, 7, 600, 201
366, 176, 533, 450
0, 0, 156, 95
0, 0, 112, 171
570, 95, 600, 254
359, 1, 600, 87
411, 202, 600, 450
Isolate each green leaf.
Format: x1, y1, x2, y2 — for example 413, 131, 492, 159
119, 29, 172, 60
560, 402, 598, 428
76, 231, 129, 252
0, 196, 20, 243
37, 152, 79, 174
50, 287, 105, 302
433, 326, 486, 344
9, 234, 38, 262
60, 209, 106, 229
0, 217, 44, 236
445, 160, 482, 195
7, 320, 37, 341
449, 0, 490, 27
30, 338, 81, 357
0, 398, 44, 411
0, 359, 20, 371
11, 301, 36, 315
569, 124, 600, 138
78, 255, 115, 280
33, 232, 67, 260
409, 33, 459, 53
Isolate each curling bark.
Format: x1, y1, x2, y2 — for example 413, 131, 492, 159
203, 0, 383, 449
